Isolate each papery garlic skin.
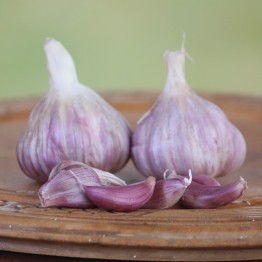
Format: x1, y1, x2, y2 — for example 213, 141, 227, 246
17, 39, 131, 183
39, 167, 100, 208
39, 161, 126, 208
50, 160, 126, 186
132, 48, 246, 179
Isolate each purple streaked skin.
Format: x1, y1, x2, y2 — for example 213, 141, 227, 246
180, 177, 247, 209
132, 94, 246, 178
82, 176, 156, 212
17, 99, 130, 184
17, 96, 131, 183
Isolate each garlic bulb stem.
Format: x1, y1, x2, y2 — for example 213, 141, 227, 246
163, 49, 187, 94
44, 38, 78, 91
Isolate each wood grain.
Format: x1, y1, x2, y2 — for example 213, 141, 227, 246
0, 92, 261, 261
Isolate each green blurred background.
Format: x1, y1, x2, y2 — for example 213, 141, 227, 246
0, 0, 261, 100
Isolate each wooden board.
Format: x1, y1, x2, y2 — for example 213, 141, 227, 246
0, 92, 261, 261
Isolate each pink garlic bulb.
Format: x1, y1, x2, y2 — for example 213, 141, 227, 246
132, 47, 246, 179
17, 38, 131, 183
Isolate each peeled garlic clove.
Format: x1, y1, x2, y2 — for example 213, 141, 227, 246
17, 38, 131, 183
39, 166, 101, 208
180, 176, 247, 209
82, 176, 156, 212
49, 160, 126, 186
132, 45, 246, 179
144, 170, 192, 209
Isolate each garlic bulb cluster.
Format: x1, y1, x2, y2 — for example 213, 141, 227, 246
18, 38, 248, 211
17, 39, 131, 182
132, 47, 246, 179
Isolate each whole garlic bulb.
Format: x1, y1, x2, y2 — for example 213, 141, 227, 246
132, 47, 246, 179
17, 38, 131, 183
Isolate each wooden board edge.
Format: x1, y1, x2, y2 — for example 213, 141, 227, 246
1, 236, 262, 261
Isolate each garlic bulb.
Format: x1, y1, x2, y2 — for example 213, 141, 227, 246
132, 47, 246, 179
82, 176, 156, 212
17, 39, 131, 182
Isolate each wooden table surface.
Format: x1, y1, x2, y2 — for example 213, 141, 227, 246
0, 92, 261, 261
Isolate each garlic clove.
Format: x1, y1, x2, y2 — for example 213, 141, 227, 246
82, 176, 156, 212
132, 45, 246, 179
180, 176, 247, 209
144, 170, 192, 209
17, 38, 131, 183
39, 167, 101, 208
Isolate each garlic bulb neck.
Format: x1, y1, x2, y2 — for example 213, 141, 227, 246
44, 38, 78, 91
163, 49, 190, 96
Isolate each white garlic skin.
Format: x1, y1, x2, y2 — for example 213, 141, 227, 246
17, 39, 131, 183
132, 48, 246, 179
